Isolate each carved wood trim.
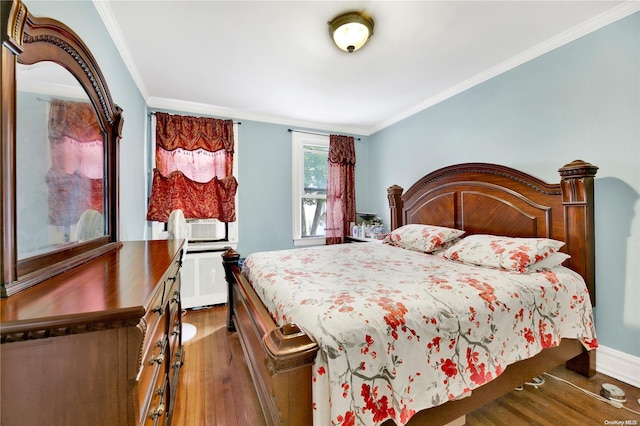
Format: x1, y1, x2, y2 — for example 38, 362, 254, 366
1, 317, 141, 343
22, 32, 115, 126
403, 163, 561, 202
1, 0, 26, 54
136, 317, 148, 374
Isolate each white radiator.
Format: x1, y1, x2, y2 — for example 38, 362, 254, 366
180, 250, 227, 309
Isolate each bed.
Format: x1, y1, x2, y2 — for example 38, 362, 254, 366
222, 160, 598, 426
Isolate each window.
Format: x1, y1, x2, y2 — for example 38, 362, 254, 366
292, 132, 329, 245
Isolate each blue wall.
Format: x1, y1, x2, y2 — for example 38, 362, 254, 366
235, 121, 370, 255
367, 13, 640, 357
24, 2, 638, 358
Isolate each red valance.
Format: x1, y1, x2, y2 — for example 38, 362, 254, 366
49, 99, 102, 142
155, 112, 234, 152
146, 170, 238, 223
328, 134, 356, 165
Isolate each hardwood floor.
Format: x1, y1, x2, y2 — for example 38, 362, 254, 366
172, 305, 265, 426
172, 305, 640, 425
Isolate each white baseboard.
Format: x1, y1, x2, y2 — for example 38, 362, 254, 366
596, 345, 640, 388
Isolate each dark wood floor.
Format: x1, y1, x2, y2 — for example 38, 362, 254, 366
172, 305, 640, 425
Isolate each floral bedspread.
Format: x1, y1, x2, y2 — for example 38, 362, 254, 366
243, 243, 597, 426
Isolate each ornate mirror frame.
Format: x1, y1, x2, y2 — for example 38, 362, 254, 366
1, 0, 124, 296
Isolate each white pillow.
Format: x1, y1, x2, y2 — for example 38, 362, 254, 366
442, 234, 566, 273
527, 252, 571, 272
383, 224, 465, 253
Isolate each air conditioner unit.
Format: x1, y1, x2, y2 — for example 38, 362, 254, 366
186, 218, 226, 242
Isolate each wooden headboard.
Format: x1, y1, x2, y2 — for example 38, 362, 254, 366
387, 160, 598, 305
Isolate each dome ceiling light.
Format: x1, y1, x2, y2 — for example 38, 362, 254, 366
328, 11, 374, 53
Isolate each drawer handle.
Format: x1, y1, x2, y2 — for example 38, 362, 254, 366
173, 352, 184, 369
152, 305, 164, 315
149, 403, 165, 419
149, 354, 165, 365
171, 293, 180, 304
167, 276, 177, 283
172, 326, 181, 336
156, 385, 165, 396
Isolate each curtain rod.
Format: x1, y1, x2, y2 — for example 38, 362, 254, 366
288, 128, 361, 141
149, 111, 241, 125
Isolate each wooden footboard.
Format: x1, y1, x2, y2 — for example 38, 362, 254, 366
223, 249, 318, 426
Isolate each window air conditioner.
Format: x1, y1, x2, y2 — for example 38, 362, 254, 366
186, 218, 226, 242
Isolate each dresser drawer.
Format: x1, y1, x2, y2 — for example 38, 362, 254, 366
138, 250, 183, 425
169, 290, 181, 346
139, 331, 168, 424
140, 299, 169, 370
144, 375, 169, 426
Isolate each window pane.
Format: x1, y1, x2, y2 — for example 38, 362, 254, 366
301, 198, 326, 237
303, 145, 328, 196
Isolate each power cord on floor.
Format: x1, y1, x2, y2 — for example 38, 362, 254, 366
514, 376, 545, 391
542, 372, 640, 416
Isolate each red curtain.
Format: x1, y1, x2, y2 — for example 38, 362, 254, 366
46, 100, 104, 226
146, 112, 237, 222
326, 135, 356, 245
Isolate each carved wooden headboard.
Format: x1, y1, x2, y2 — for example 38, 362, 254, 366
387, 160, 598, 305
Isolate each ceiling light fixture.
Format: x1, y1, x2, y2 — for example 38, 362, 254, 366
328, 11, 374, 53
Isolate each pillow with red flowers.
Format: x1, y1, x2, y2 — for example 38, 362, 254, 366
383, 224, 465, 253
442, 234, 567, 273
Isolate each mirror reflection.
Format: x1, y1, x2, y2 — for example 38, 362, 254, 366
16, 61, 106, 259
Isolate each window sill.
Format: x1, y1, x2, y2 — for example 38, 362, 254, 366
293, 237, 326, 247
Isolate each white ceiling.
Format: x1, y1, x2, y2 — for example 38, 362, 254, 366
95, 1, 638, 136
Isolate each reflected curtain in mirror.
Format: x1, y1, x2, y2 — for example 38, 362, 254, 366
146, 112, 238, 222
325, 134, 356, 245
46, 99, 104, 228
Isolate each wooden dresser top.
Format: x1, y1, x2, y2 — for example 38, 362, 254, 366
0, 240, 184, 335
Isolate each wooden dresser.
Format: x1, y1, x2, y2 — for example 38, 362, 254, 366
0, 240, 185, 426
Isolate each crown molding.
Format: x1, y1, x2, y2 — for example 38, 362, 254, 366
147, 97, 369, 136
92, 0, 149, 100
367, 1, 640, 135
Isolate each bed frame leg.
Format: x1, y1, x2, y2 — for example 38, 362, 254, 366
222, 247, 241, 331
566, 348, 596, 377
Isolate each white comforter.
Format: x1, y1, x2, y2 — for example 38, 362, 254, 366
243, 243, 597, 426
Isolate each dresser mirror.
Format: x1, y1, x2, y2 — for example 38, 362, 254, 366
1, 0, 124, 296
16, 61, 107, 259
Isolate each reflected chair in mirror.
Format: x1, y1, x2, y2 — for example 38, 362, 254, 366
75, 209, 104, 242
